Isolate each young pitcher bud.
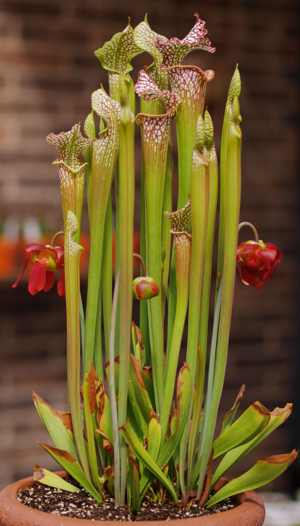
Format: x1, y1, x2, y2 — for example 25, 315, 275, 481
132, 276, 159, 300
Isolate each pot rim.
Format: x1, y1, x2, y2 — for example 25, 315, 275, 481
0, 472, 265, 526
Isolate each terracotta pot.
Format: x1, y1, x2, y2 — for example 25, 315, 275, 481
0, 472, 265, 526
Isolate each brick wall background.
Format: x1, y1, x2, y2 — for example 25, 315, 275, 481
0, 0, 300, 494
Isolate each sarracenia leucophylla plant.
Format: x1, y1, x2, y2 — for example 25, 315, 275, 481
14, 14, 297, 514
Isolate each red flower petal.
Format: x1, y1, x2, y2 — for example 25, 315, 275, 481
265, 243, 283, 263
236, 265, 246, 284
256, 260, 279, 290
57, 268, 65, 297
12, 260, 28, 288
255, 246, 277, 270
240, 243, 258, 257
25, 243, 46, 260
44, 271, 55, 292
28, 261, 47, 295
241, 259, 260, 286
54, 246, 64, 268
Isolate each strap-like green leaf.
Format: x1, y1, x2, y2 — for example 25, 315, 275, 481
142, 367, 155, 409
210, 403, 292, 491
37, 442, 103, 504
132, 323, 145, 370
119, 421, 178, 503
139, 364, 190, 499
33, 465, 78, 492
128, 354, 153, 437
96, 380, 114, 451
148, 411, 161, 463
32, 391, 78, 460
220, 384, 245, 434
127, 450, 140, 514
83, 370, 103, 494
206, 450, 298, 507
105, 356, 120, 398
212, 401, 270, 459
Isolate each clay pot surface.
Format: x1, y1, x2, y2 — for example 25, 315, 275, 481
0, 472, 265, 526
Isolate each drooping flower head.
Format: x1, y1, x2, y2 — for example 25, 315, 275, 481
236, 240, 283, 290
12, 243, 65, 296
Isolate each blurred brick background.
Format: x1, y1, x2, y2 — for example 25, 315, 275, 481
0, 0, 300, 494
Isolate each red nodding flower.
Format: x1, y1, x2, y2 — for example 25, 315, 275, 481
12, 243, 65, 297
236, 240, 283, 290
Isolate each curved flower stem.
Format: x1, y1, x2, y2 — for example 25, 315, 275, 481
50, 231, 64, 246
109, 271, 121, 506
238, 221, 259, 242
133, 253, 146, 277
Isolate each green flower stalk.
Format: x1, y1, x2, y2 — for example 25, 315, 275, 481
161, 199, 192, 443
84, 88, 120, 377
47, 124, 93, 243
135, 69, 181, 414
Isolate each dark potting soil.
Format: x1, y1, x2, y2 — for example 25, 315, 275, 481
17, 479, 240, 521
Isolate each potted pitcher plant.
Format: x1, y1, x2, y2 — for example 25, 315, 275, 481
0, 13, 296, 526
